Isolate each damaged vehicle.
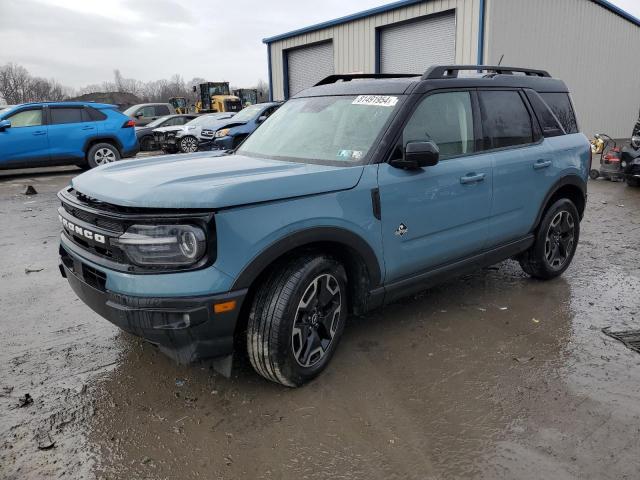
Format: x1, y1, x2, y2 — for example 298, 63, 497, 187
212, 102, 282, 150
153, 112, 235, 154
58, 65, 590, 387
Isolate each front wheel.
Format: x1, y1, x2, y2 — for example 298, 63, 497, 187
140, 135, 154, 151
179, 136, 199, 153
247, 255, 347, 387
589, 169, 600, 180
519, 199, 580, 280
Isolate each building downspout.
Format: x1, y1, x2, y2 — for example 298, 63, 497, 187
477, 0, 486, 64
267, 43, 273, 102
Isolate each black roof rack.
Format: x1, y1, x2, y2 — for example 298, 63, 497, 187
422, 65, 551, 79
315, 73, 419, 86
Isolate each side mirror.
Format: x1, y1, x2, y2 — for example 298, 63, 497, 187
0, 119, 11, 131
257, 115, 267, 123
135, 112, 143, 118
391, 141, 439, 169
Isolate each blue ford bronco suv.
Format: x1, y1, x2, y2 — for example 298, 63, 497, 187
58, 65, 590, 387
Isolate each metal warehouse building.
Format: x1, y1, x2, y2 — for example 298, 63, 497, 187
264, 0, 640, 138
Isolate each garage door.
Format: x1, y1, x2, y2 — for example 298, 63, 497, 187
287, 42, 334, 97
380, 12, 456, 74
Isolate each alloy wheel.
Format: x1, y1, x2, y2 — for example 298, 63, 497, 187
94, 148, 116, 165
292, 273, 342, 368
544, 210, 575, 269
181, 137, 198, 153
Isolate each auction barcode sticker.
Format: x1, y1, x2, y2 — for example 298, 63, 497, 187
352, 95, 398, 107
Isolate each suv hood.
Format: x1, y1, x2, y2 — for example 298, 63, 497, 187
71, 153, 364, 209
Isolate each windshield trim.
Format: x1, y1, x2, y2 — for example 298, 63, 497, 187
236, 94, 406, 167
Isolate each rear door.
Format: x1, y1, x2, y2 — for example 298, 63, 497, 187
47, 106, 94, 162
479, 90, 550, 245
378, 90, 492, 283
0, 107, 48, 167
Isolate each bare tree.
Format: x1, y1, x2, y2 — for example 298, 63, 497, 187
0, 63, 71, 103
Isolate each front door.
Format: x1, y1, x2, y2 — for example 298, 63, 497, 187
378, 90, 492, 283
0, 107, 49, 167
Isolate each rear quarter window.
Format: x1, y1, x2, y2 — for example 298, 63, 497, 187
524, 90, 565, 137
155, 105, 171, 116
539, 92, 578, 134
85, 107, 107, 121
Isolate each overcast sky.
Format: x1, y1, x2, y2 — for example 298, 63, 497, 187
1, 0, 639, 90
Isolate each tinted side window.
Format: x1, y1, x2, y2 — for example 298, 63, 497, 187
7, 109, 42, 127
163, 117, 183, 126
403, 91, 475, 158
138, 106, 155, 117
50, 108, 83, 125
539, 93, 578, 134
155, 105, 171, 116
85, 107, 107, 121
524, 90, 564, 137
479, 91, 533, 149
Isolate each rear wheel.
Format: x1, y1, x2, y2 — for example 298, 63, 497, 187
87, 142, 120, 168
627, 177, 640, 187
140, 135, 154, 151
519, 198, 579, 280
247, 255, 347, 387
179, 136, 199, 153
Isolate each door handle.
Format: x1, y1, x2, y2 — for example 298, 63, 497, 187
460, 172, 486, 184
81, 126, 94, 130
32, 131, 46, 136
533, 159, 552, 169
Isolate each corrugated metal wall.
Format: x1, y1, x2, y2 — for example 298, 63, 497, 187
485, 0, 640, 138
268, 0, 482, 100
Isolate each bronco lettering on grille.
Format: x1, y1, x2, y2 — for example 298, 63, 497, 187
59, 214, 106, 244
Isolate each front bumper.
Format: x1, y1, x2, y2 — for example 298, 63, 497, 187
213, 136, 234, 150
59, 243, 246, 364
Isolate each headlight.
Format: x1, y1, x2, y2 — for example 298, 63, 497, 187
113, 224, 206, 266
621, 160, 628, 168
214, 128, 230, 138
632, 135, 640, 149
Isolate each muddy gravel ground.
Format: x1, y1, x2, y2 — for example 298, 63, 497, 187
1, 165, 639, 480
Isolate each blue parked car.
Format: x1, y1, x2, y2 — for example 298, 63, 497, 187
0, 102, 138, 170
57, 65, 590, 387
212, 102, 281, 150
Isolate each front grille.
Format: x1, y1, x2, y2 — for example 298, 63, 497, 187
201, 129, 214, 137
62, 203, 124, 233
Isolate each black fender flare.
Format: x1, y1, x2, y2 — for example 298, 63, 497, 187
231, 226, 382, 291
83, 136, 124, 155
532, 174, 587, 229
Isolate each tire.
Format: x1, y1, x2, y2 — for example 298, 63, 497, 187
247, 255, 348, 387
179, 136, 199, 153
589, 169, 600, 180
87, 142, 120, 168
519, 198, 580, 280
627, 177, 640, 187
140, 135, 154, 151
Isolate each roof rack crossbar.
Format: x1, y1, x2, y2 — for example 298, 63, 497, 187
315, 73, 419, 86
422, 65, 551, 79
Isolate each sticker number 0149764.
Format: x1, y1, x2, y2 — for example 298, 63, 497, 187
352, 95, 398, 107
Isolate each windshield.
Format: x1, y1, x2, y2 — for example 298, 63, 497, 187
186, 113, 233, 127
231, 104, 264, 123
146, 115, 172, 128
237, 95, 400, 164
